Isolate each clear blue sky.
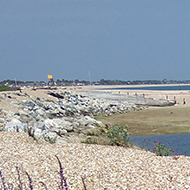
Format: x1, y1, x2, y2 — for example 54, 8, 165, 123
1, 0, 190, 82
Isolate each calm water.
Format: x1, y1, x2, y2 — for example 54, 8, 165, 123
104, 85, 190, 91
130, 133, 190, 156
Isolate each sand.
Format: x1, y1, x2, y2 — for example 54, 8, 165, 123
76, 84, 190, 107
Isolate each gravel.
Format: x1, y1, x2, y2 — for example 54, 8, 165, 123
0, 132, 190, 190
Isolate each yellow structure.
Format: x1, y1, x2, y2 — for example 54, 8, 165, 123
47, 75, 53, 79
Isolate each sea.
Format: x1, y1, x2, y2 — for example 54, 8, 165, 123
130, 133, 190, 156
105, 84, 190, 156
103, 84, 190, 91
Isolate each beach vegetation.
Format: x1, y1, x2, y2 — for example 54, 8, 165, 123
26, 125, 37, 141
43, 134, 57, 144
106, 125, 132, 147
140, 139, 149, 151
0, 85, 20, 91
0, 85, 10, 91
96, 106, 190, 136
82, 135, 110, 145
148, 139, 174, 156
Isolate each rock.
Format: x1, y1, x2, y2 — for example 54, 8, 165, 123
18, 110, 33, 122
21, 100, 36, 111
34, 122, 47, 131
0, 89, 141, 144
0, 125, 4, 131
0, 94, 6, 99
47, 91, 64, 99
77, 116, 100, 126
4, 118, 25, 132
49, 127, 67, 136
42, 131, 58, 143
0, 118, 4, 123
4, 111, 15, 121
34, 128, 44, 137
0, 118, 4, 131
71, 121, 80, 129
54, 119, 74, 132
44, 119, 58, 129
36, 109, 45, 116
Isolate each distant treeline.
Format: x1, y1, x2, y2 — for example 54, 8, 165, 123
1, 79, 190, 87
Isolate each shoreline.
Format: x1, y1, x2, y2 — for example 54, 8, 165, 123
76, 83, 190, 89
76, 85, 190, 107
1, 86, 190, 137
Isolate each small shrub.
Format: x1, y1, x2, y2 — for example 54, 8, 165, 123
26, 124, 37, 141
43, 135, 57, 144
81, 135, 110, 145
173, 153, 180, 160
82, 137, 97, 144
106, 125, 131, 147
23, 125, 28, 133
148, 139, 175, 156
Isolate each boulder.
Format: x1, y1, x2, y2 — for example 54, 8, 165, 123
0, 118, 4, 131
0, 118, 4, 123
4, 118, 25, 132
36, 108, 45, 116
21, 100, 35, 111
18, 110, 33, 122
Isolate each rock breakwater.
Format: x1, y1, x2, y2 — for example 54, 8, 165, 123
0, 89, 137, 143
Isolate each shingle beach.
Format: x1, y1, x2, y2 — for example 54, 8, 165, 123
0, 132, 190, 190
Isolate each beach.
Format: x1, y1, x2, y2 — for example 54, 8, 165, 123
1, 85, 190, 189
1, 132, 190, 189
76, 84, 190, 106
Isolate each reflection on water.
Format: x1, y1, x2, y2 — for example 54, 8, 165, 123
130, 133, 190, 156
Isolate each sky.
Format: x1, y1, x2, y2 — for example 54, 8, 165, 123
0, 0, 190, 82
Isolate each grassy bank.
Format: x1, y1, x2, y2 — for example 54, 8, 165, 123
0, 85, 20, 91
96, 106, 190, 136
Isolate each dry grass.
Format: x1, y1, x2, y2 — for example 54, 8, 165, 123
95, 106, 190, 136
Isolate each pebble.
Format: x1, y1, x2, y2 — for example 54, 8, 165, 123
0, 132, 190, 189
